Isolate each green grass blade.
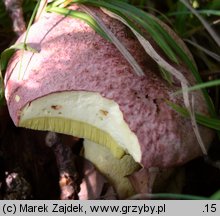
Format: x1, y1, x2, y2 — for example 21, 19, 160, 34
173, 1, 189, 35
0, 43, 38, 77
166, 101, 220, 131
210, 190, 220, 200
159, 66, 173, 85
207, 0, 220, 10
24, 0, 42, 44
166, 10, 220, 17
46, 6, 110, 41
176, 79, 220, 95
130, 193, 208, 200
0, 0, 41, 77
0, 43, 38, 104
49, 0, 67, 7
0, 0, 41, 106
105, 0, 180, 63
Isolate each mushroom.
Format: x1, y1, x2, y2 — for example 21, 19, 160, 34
4, 6, 214, 198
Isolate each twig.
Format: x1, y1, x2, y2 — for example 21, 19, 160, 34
45, 132, 80, 200
184, 39, 220, 62
3, 0, 26, 36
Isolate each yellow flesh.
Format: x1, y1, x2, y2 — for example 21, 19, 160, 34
19, 91, 141, 160
83, 140, 140, 199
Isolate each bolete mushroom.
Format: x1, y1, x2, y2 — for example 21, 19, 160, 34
4, 6, 214, 198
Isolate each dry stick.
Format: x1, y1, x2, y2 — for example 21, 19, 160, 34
184, 39, 220, 62
3, 0, 26, 36
45, 132, 80, 200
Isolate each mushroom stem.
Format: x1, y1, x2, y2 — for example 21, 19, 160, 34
128, 167, 159, 194
45, 132, 80, 200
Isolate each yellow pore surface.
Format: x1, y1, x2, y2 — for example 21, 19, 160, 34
19, 91, 141, 160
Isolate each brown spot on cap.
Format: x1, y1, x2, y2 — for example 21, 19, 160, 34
51, 105, 62, 110
100, 110, 109, 116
